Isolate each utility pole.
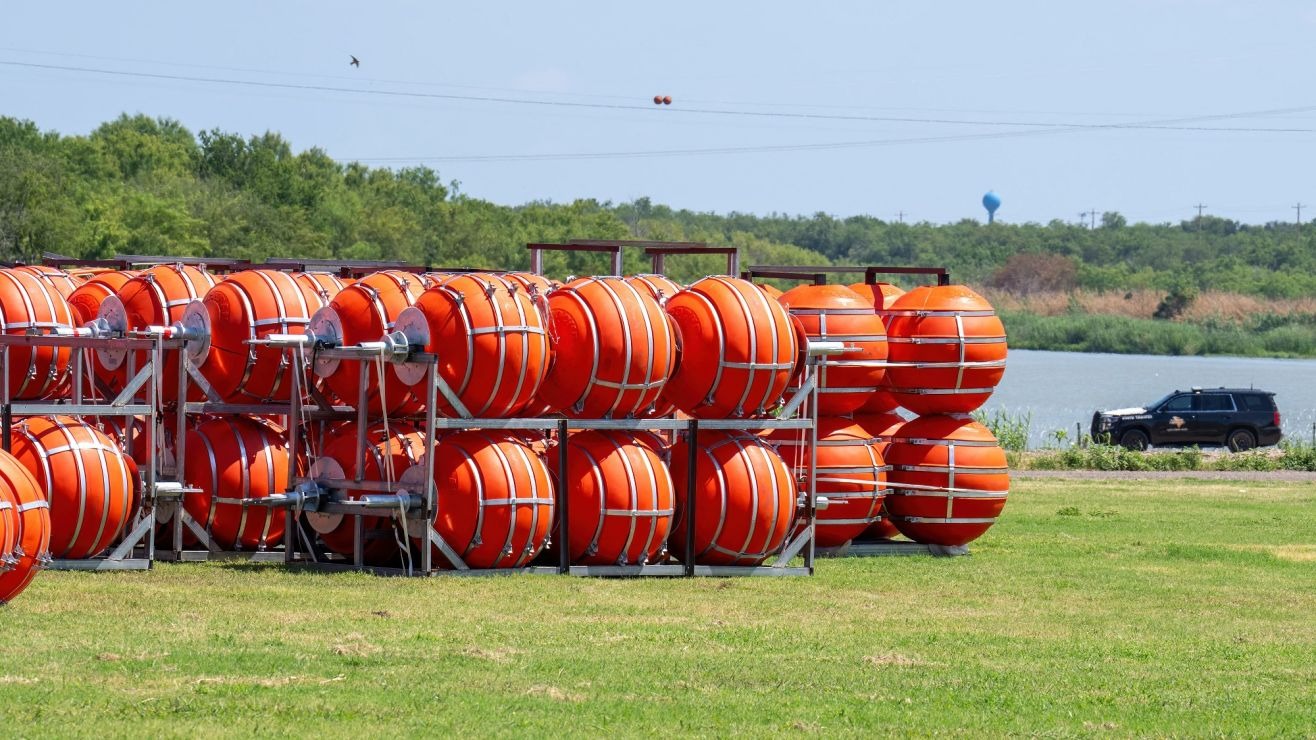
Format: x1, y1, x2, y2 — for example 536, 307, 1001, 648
896, 210, 906, 224
1088, 209, 1097, 229
1078, 210, 1097, 229
1194, 203, 1208, 219
1295, 202, 1306, 225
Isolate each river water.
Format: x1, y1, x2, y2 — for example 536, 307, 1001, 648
975, 350, 1316, 449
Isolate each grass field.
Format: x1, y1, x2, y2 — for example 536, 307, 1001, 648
3, 478, 1314, 737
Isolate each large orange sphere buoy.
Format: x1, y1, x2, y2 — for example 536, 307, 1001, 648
423, 431, 554, 569
550, 430, 674, 566
850, 412, 906, 540
503, 272, 561, 296
95, 264, 217, 402
536, 276, 676, 418
318, 270, 427, 415
0, 268, 77, 400
884, 285, 1007, 415
13, 265, 79, 299
182, 417, 292, 551
292, 271, 347, 303
310, 422, 424, 564
67, 271, 138, 326
668, 430, 795, 565
778, 284, 889, 416
10, 416, 136, 560
0, 448, 51, 605
884, 414, 1008, 547
625, 274, 683, 306
769, 417, 887, 548
189, 269, 335, 403
407, 273, 550, 417
849, 281, 906, 413
663, 277, 798, 419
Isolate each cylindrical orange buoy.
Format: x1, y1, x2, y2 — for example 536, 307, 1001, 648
0, 448, 51, 605
96, 264, 217, 402
319, 270, 427, 415
10, 416, 136, 560
668, 430, 795, 565
884, 414, 1008, 547
0, 268, 76, 399
850, 412, 906, 540
503, 272, 561, 296
182, 417, 292, 551
625, 274, 683, 306
758, 283, 785, 300
778, 284, 889, 416
13, 265, 79, 299
423, 431, 554, 569
770, 417, 887, 548
189, 269, 335, 403
550, 430, 674, 566
408, 273, 550, 417
536, 276, 676, 418
311, 422, 424, 564
884, 284, 1007, 415
849, 281, 906, 413
292, 271, 346, 303
663, 277, 798, 418
67, 271, 138, 326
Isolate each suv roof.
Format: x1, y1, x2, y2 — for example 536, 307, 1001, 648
1176, 387, 1275, 395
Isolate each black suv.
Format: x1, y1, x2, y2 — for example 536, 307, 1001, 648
1091, 388, 1282, 452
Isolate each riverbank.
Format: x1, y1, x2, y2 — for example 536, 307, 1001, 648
998, 310, 1316, 358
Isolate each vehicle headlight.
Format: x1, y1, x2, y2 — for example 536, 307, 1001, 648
1097, 415, 1114, 431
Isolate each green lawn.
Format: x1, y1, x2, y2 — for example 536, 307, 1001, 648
3, 478, 1314, 737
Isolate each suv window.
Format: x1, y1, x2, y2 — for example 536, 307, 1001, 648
1162, 395, 1194, 412
1199, 394, 1235, 412
1240, 394, 1273, 412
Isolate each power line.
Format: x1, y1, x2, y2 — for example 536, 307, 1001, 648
4, 59, 1316, 134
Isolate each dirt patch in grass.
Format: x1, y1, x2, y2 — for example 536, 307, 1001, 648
525, 684, 585, 702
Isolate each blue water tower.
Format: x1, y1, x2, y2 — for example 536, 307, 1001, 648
982, 191, 1001, 223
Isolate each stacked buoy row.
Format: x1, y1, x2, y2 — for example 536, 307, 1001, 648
0, 257, 1009, 604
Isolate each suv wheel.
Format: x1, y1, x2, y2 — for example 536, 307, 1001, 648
1227, 428, 1257, 453
1119, 429, 1150, 451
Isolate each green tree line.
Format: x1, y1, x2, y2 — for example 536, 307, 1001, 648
3, 113, 1315, 296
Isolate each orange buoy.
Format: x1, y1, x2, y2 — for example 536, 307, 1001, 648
292, 271, 346, 303
758, 283, 785, 300
182, 417, 292, 551
625, 274, 683, 305
663, 277, 798, 418
318, 270, 427, 415
769, 417, 887, 548
884, 284, 1007, 415
668, 430, 795, 565
10, 416, 136, 560
407, 272, 550, 417
95, 264, 217, 402
849, 281, 906, 413
0, 268, 77, 399
423, 430, 554, 569
0, 448, 51, 605
536, 276, 676, 418
884, 414, 1008, 547
777, 284, 889, 416
850, 412, 906, 540
67, 271, 138, 326
13, 265, 79, 299
188, 269, 335, 403
503, 272, 561, 295
550, 430, 675, 566
310, 422, 424, 564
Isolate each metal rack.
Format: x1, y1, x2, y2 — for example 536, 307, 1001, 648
0, 324, 169, 571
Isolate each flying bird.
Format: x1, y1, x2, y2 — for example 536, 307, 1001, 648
350, 55, 360, 68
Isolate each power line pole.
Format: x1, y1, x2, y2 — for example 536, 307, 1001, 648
896, 210, 906, 224
1089, 209, 1097, 229
1295, 202, 1306, 225
1194, 203, 1208, 219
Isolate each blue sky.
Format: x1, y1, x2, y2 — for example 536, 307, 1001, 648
2, 1, 1313, 225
